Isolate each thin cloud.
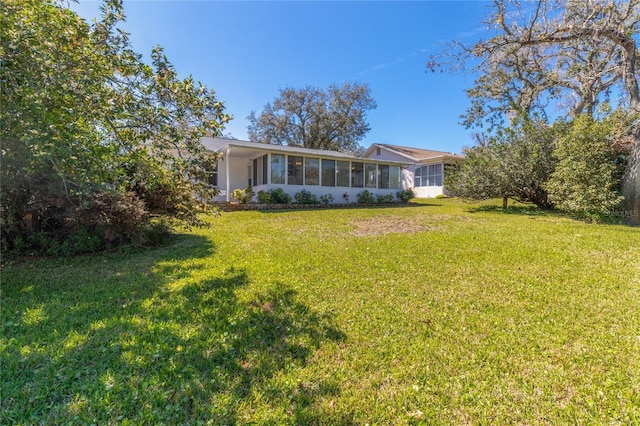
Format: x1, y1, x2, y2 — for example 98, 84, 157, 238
358, 49, 429, 75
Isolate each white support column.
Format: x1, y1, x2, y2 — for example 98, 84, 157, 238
225, 147, 231, 202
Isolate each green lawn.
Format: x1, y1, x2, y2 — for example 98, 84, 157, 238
2, 199, 639, 425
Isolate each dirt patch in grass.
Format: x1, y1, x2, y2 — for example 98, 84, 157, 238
349, 215, 443, 237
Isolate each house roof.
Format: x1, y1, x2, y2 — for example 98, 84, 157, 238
364, 143, 465, 163
201, 137, 411, 165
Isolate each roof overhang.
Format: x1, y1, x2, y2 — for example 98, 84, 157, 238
203, 138, 411, 166
416, 154, 465, 165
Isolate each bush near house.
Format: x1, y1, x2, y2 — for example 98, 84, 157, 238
396, 188, 416, 203
269, 188, 293, 204
356, 190, 375, 204
257, 190, 272, 204
294, 190, 319, 204
375, 194, 395, 204
231, 186, 254, 204
255, 188, 293, 204
320, 194, 334, 205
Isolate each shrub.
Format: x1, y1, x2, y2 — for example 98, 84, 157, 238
257, 190, 272, 204
140, 217, 175, 247
376, 194, 396, 204
294, 189, 318, 204
545, 115, 624, 216
270, 188, 293, 204
4, 191, 154, 256
396, 188, 416, 203
320, 194, 334, 205
231, 186, 254, 204
357, 190, 375, 204
445, 116, 557, 209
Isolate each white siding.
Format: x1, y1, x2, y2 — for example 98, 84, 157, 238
211, 155, 252, 202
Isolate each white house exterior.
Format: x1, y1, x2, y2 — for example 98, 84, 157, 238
201, 138, 411, 204
361, 143, 465, 198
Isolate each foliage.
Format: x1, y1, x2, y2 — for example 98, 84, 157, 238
375, 194, 396, 204
294, 189, 319, 204
5, 193, 175, 255
268, 188, 293, 204
430, 0, 640, 223
231, 186, 254, 204
396, 188, 416, 203
247, 82, 376, 154
446, 116, 557, 209
320, 194, 334, 205
3, 199, 639, 424
0, 0, 230, 253
256, 190, 273, 204
356, 190, 375, 204
545, 115, 625, 217
432, 0, 640, 131
256, 188, 293, 204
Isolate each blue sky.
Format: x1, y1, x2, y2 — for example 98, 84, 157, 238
72, 1, 492, 154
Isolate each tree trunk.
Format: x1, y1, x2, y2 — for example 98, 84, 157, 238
621, 134, 640, 226
502, 196, 508, 209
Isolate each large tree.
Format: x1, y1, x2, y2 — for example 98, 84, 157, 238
1, 0, 230, 252
445, 116, 557, 209
247, 82, 376, 154
430, 0, 640, 224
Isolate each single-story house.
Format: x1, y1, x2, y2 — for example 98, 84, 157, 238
200, 137, 412, 204
361, 143, 465, 198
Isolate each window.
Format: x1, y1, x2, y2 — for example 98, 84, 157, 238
288, 155, 303, 185
253, 155, 268, 186
365, 163, 377, 188
389, 166, 400, 189
428, 164, 443, 186
305, 158, 319, 185
271, 154, 285, 184
337, 160, 350, 187
206, 160, 218, 186
351, 162, 364, 188
321, 159, 335, 187
378, 165, 390, 189
376, 147, 381, 156
415, 164, 443, 186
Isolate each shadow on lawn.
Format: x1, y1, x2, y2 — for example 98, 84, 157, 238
1, 234, 349, 424
467, 204, 558, 216
257, 201, 440, 214
467, 203, 581, 219
467, 204, 630, 225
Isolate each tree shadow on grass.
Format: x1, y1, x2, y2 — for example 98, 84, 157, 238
1, 234, 348, 424
467, 204, 561, 217
467, 203, 630, 225
256, 201, 440, 214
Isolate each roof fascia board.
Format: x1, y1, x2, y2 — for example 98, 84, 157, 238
213, 142, 411, 165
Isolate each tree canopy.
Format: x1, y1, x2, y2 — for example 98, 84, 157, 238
1, 0, 231, 253
247, 82, 376, 154
445, 116, 557, 209
430, 0, 640, 223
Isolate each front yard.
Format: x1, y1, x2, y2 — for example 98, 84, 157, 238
2, 199, 639, 424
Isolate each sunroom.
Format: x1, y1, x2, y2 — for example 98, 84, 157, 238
200, 137, 410, 204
